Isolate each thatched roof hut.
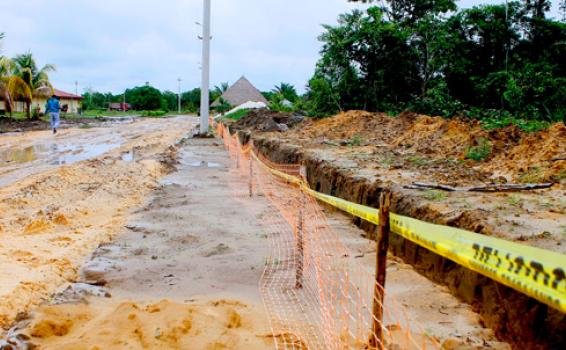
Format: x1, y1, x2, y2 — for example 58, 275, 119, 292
211, 76, 268, 107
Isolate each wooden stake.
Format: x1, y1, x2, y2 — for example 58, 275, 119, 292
369, 190, 392, 350
236, 140, 241, 169
249, 155, 254, 198
295, 192, 305, 289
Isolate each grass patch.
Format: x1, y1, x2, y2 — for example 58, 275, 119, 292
518, 166, 546, 183
407, 155, 429, 166
348, 135, 363, 147
466, 137, 492, 161
223, 109, 249, 121
552, 169, 566, 183
141, 110, 168, 117
82, 110, 140, 118
505, 195, 523, 207
423, 190, 447, 201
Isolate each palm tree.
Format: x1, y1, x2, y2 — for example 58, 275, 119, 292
215, 82, 229, 94
0, 58, 31, 116
12, 52, 55, 119
0, 34, 31, 116
272, 82, 298, 102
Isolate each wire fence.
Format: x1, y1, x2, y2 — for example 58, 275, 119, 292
217, 123, 439, 350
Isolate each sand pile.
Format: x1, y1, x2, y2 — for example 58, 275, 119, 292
229, 108, 304, 132
0, 118, 193, 328
13, 299, 273, 350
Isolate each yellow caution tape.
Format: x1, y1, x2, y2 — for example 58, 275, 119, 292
390, 213, 566, 313
251, 148, 566, 313
302, 187, 380, 225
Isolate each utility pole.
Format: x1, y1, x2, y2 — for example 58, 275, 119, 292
199, 0, 211, 135
177, 78, 182, 114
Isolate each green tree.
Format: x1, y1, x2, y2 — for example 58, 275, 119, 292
12, 52, 55, 119
181, 88, 202, 112
125, 85, 164, 111
162, 90, 178, 111
314, 1, 566, 123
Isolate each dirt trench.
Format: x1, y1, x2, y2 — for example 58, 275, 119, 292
248, 133, 566, 350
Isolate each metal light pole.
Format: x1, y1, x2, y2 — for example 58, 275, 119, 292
199, 0, 211, 135
177, 78, 182, 114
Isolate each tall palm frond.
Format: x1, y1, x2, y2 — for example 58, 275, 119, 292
12, 52, 55, 118
0, 75, 32, 114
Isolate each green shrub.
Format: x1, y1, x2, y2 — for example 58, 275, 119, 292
466, 137, 492, 161
224, 109, 249, 121
141, 110, 167, 117
215, 98, 232, 115
475, 109, 551, 133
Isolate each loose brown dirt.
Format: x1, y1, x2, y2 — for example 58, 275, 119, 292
258, 111, 566, 253
227, 108, 304, 132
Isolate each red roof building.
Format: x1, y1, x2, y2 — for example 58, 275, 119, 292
53, 89, 83, 101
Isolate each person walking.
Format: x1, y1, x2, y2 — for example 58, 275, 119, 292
46, 94, 61, 134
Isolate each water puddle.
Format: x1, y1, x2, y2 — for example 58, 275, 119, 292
0, 145, 44, 164
0, 143, 122, 167
121, 150, 136, 162
189, 161, 223, 168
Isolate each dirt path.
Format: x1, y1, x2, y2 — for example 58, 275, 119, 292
0, 117, 194, 327
0, 136, 511, 349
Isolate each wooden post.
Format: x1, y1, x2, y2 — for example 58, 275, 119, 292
236, 140, 241, 169
249, 155, 254, 198
295, 192, 305, 289
369, 190, 392, 350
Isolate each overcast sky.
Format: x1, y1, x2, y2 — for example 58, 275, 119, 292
0, 0, 562, 94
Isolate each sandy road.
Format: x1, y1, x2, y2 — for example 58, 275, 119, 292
0, 117, 195, 327
0, 123, 510, 349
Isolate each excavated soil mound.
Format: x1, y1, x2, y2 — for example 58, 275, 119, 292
292, 110, 415, 144
286, 111, 566, 182
18, 299, 273, 350
229, 108, 304, 133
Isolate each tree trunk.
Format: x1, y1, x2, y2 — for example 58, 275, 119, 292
26, 100, 32, 120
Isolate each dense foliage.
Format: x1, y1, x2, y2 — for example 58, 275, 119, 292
82, 86, 218, 113
306, 0, 566, 123
125, 85, 164, 111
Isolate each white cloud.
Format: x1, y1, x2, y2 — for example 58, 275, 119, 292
0, 0, 561, 94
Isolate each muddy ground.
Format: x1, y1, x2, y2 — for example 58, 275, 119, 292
0, 117, 192, 327
0, 116, 141, 134
256, 111, 566, 253
0, 120, 510, 349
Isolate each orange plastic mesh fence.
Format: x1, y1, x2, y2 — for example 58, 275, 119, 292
217, 122, 439, 350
